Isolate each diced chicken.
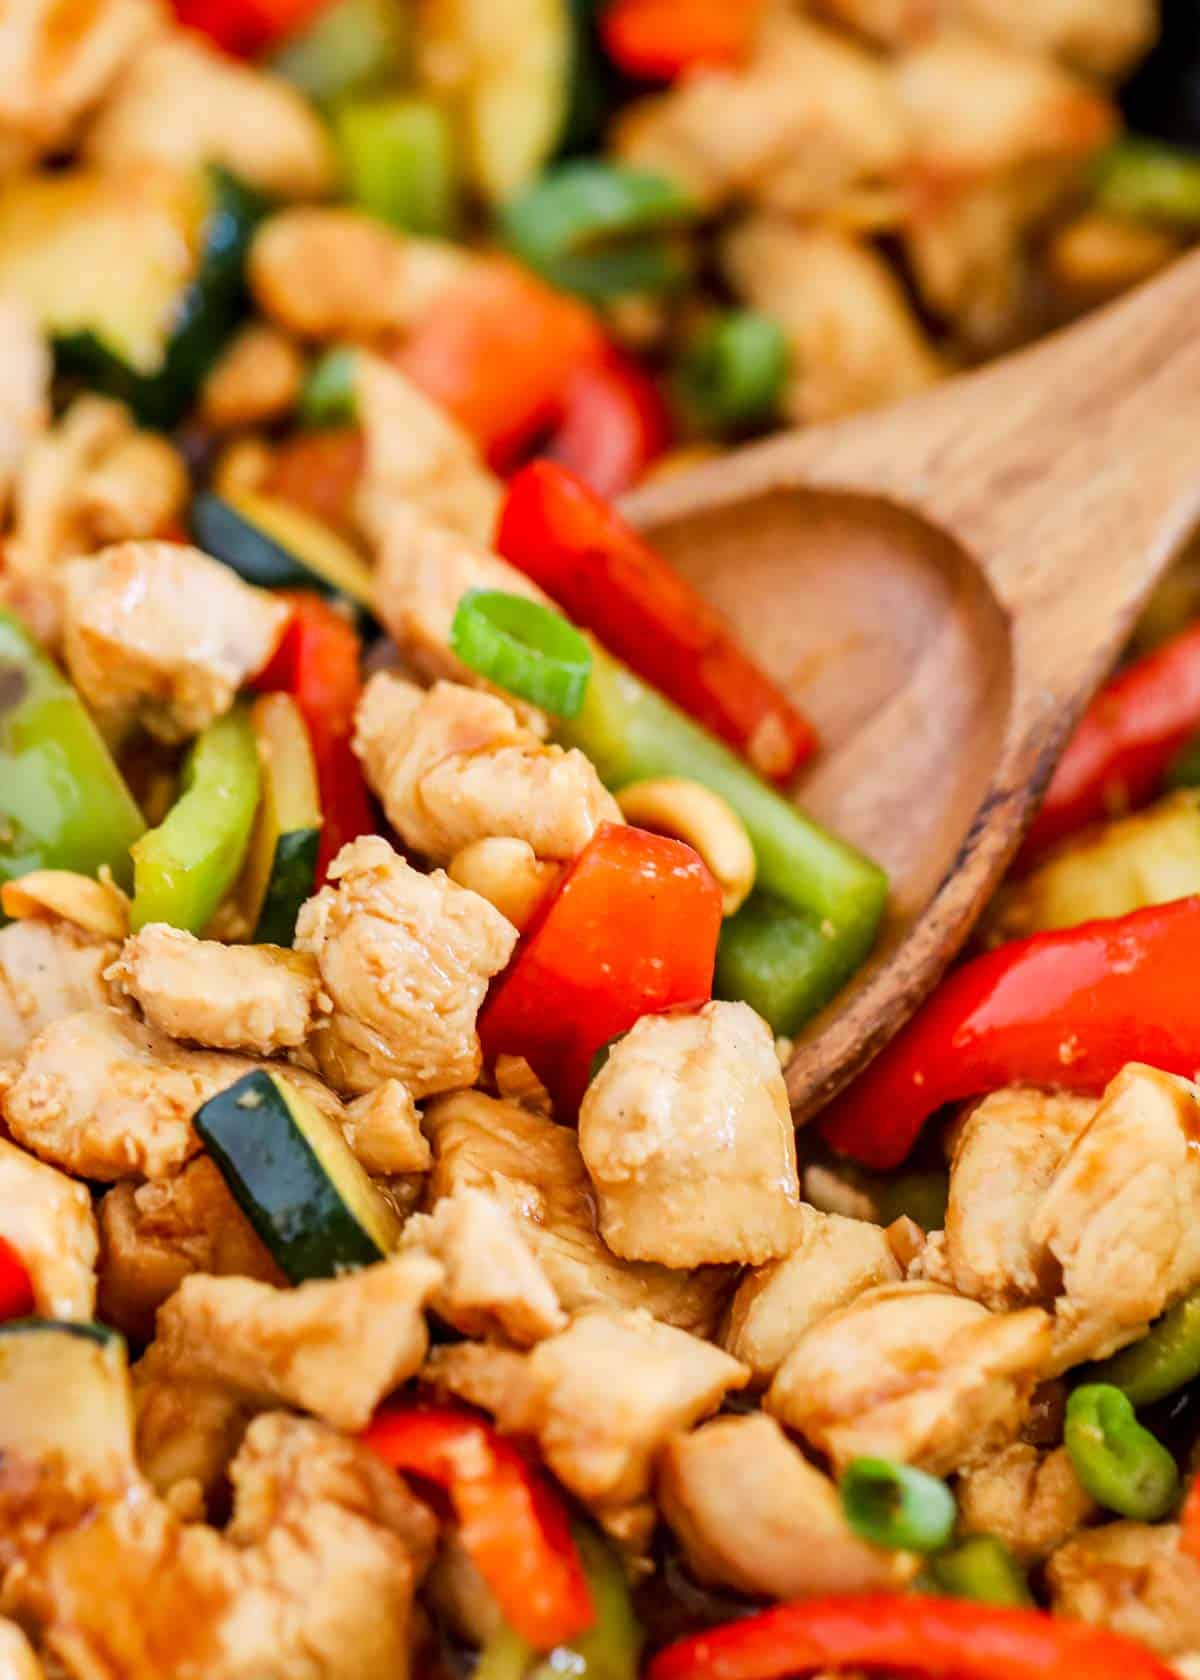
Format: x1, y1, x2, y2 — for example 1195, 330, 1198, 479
249, 209, 468, 339
133, 1343, 257, 1510
199, 322, 304, 432
342, 1080, 431, 1176
579, 1003, 803, 1268
148, 1253, 442, 1432
0, 1618, 43, 1680
765, 1281, 1052, 1475
295, 835, 517, 1099
721, 1206, 901, 1384
0, 1138, 98, 1319
425, 1088, 732, 1336
428, 1308, 746, 1539
0, 0, 164, 157
61, 541, 290, 744
110, 925, 322, 1054
721, 221, 942, 424
615, 17, 906, 217
815, 0, 1153, 76
78, 427, 190, 548
83, 34, 335, 199
372, 501, 551, 734
0, 916, 117, 1066
354, 354, 502, 550
401, 1187, 566, 1346
355, 675, 620, 866
98, 1155, 282, 1343
0, 296, 49, 522
1048, 1523, 1200, 1660
956, 1442, 1095, 1564
658, 1413, 918, 1598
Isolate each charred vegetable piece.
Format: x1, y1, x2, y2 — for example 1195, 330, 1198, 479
239, 693, 321, 947
0, 1320, 133, 1483
452, 590, 593, 717
0, 610, 145, 900
1088, 1288, 1200, 1407
195, 1068, 400, 1283
1064, 1384, 1178, 1520
334, 96, 458, 235
191, 489, 375, 627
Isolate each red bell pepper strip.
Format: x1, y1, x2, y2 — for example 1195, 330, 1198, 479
497, 462, 817, 783
645, 1595, 1176, 1680
541, 351, 672, 500
1020, 621, 1200, 868
600, 0, 764, 81
361, 1406, 593, 1651
172, 0, 330, 56
1182, 1476, 1200, 1565
820, 895, 1200, 1169
0, 1236, 34, 1322
253, 591, 374, 881
263, 427, 365, 540
395, 259, 606, 474
479, 821, 722, 1115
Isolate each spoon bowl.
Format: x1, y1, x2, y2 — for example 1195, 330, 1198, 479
623, 251, 1200, 1120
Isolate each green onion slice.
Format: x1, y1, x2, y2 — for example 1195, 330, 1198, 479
1064, 1383, 1179, 1520
677, 312, 788, 436
928, 1535, 1033, 1607
840, 1457, 956, 1553
451, 589, 593, 718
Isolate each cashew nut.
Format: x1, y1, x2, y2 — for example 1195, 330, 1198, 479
448, 838, 562, 931
616, 778, 756, 914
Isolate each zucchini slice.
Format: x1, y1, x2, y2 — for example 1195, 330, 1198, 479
240, 693, 321, 946
0, 1320, 133, 1487
191, 489, 376, 626
195, 1068, 401, 1283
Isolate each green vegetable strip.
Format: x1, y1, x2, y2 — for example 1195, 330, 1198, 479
453, 590, 594, 719
476, 1524, 641, 1680
130, 706, 260, 934
300, 347, 359, 428
928, 1536, 1033, 1607
1088, 1289, 1200, 1407
0, 609, 144, 898
1063, 1383, 1179, 1520
333, 97, 458, 236
676, 311, 788, 436
839, 1458, 956, 1553
714, 891, 841, 1037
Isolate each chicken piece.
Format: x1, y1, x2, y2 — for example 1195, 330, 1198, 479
942, 1087, 1097, 1310
0, 1138, 98, 1320
0, 916, 117, 1066
372, 500, 551, 733
61, 541, 289, 744
814, 0, 1153, 76
83, 33, 334, 198
615, 17, 906, 217
1047, 1523, 1200, 1660
249, 209, 468, 339
579, 1003, 802, 1268
295, 835, 517, 1099
0, 1619, 43, 1680
428, 1308, 746, 1537
401, 1188, 566, 1346
355, 675, 620, 866
77, 426, 190, 547
148, 1253, 442, 1432
721, 1206, 901, 1385
133, 1342, 257, 1509
342, 1080, 431, 1176
721, 221, 942, 424
0, 296, 48, 523
659, 1413, 918, 1599
1046, 211, 1180, 308
765, 1281, 1051, 1475
98, 1155, 282, 1343
110, 925, 322, 1054
199, 322, 304, 432
425, 1088, 732, 1336
0, 0, 164, 157
956, 1442, 1095, 1565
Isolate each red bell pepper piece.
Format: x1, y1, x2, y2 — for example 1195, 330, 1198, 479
600, 0, 764, 81
253, 591, 375, 881
497, 462, 817, 782
1183, 1477, 1200, 1566
0, 1236, 34, 1322
820, 895, 1200, 1170
1020, 621, 1200, 868
172, 0, 330, 56
395, 259, 606, 474
541, 351, 672, 499
361, 1405, 593, 1650
645, 1595, 1175, 1680
263, 427, 365, 540
479, 821, 722, 1115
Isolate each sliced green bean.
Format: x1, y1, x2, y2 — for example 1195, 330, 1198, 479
1088, 1289, 1200, 1407
1064, 1383, 1179, 1519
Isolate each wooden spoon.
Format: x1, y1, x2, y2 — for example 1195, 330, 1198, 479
623, 252, 1200, 1123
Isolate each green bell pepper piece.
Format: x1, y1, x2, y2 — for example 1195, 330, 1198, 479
1088, 1288, 1200, 1407
475, 1524, 641, 1680
333, 97, 458, 236
129, 706, 260, 934
928, 1536, 1033, 1607
1064, 1383, 1179, 1520
714, 892, 842, 1037
1092, 137, 1200, 228
0, 610, 144, 898
299, 347, 359, 428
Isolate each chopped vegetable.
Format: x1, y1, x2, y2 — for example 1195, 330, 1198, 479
172, 0, 331, 56
129, 705, 261, 935
0, 1321, 132, 1490
333, 97, 458, 235
713, 892, 843, 1038
299, 346, 359, 428
0, 609, 145, 899
1183, 1474, 1200, 1566
499, 462, 817, 782
0, 1238, 34, 1322
362, 1405, 594, 1650
479, 821, 722, 1114
1063, 1384, 1179, 1520
840, 1459, 956, 1554
543, 350, 673, 499
821, 896, 1200, 1169
599, 0, 763, 80
1093, 137, 1200, 228
1088, 1288, 1200, 1407
192, 488, 375, 624
644, 1596, 1177, 1680
477, 1523, 641, 1680
271, 0, 408, 104
928, 1537, 1034, 1608
263, 425, 365, 536
676, 312, 788, 437
239, 692, 321, 946
451, 589, 593, 718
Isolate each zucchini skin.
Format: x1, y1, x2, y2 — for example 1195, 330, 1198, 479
254, 827, 320, 946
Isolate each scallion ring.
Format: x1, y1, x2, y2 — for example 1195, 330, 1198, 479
840, 1457, 957, 1553
451, 589, 593, 718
